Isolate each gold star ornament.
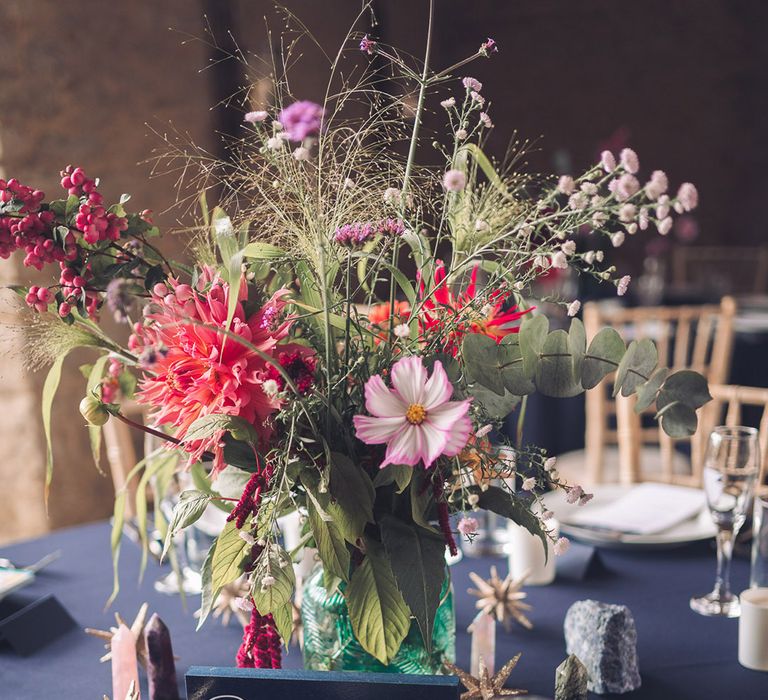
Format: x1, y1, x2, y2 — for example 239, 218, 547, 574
445, 654, 527, 699
468, 566, 533, 631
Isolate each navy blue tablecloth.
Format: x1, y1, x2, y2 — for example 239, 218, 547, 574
1, 522, 766, 698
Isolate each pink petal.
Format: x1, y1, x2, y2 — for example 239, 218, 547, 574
353, 415, 406, 444
443, 415, 473, 457
421, 360, 453, 410
424, 398, 471, 432
416, 420, 451, 467
391, 356, 427, 405
381, 424, 422, 467
365, 374, 407, 418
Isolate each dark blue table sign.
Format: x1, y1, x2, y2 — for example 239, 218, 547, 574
0, 593, 76, 656
185, 666, 460, 700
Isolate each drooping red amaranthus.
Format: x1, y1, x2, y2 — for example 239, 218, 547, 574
227, 461, 274, 529
432, 473, 458, 557
236, 603, 282, 669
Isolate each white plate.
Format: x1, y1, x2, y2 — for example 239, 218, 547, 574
541, 485, 717, 549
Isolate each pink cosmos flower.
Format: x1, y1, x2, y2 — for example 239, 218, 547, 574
353, 356, 472, 469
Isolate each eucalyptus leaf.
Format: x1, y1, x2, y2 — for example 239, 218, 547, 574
380, 515, 446, 652
658, 370, 712, 410
568, 317, 587, 377
346, 539, 411, 665
634, 367, 669, 413
582, 327, 625, 389
519, 314, 549, 378
468, 383, 521, 420
614, 338, 658, 397
535, 330, 582, 398
656, 401, 698, 438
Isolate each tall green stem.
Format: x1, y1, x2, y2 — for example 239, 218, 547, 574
387, 0, 435, 340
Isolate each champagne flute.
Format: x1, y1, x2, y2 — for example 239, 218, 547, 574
691, 426, 760, 617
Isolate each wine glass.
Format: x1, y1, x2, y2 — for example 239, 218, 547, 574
691, 426, 760, 617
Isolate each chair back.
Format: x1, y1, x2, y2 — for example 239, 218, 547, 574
673, 245, 768, 295
583, 296, 736, 484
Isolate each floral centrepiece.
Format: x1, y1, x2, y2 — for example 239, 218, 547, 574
2, 5, 714, 675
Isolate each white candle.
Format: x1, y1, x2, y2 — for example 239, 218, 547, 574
507, 518, 558, 585
111, 623, 140, 700
739, 587, 768, 671
469, 611, 496, 676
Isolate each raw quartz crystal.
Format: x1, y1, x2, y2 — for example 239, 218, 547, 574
563, 600, 641, 694
554, 654, 589, 700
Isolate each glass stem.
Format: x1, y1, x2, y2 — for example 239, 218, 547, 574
714, 528, 734, 599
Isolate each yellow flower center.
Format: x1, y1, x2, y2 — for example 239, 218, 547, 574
405, 403, 427, 425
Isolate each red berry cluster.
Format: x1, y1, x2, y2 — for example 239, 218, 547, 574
0, 178, 77, 269
24, 285, 53, 313
236, 604, 282, 669
62, 166, 128, 244
265, 350, 317, 395
227, 463, 274, 529
58, 262, 99, 318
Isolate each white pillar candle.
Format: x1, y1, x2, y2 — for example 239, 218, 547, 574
507, 517, 558, 585
469, 611, 496, 676
739, 587, 768, 671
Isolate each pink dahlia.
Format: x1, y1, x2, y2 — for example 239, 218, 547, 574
353, 356, 472, 469
132, 267, 303, 472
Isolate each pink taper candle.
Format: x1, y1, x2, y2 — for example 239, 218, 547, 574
111, 623, 140, 700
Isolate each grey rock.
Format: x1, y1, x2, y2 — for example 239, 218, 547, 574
563, 599, 641, 694
555, 654, 589, 700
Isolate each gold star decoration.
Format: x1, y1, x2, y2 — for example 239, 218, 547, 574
468, 567, 533, 631
85, 602, 150, 667
445, 654, 527, 699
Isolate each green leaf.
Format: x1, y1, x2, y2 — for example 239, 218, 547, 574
462, 334, 532, 397
656, 401, 698, 438
307, 496, 350, 583
380, 515, 446, 652
634, 367, 669, 413
211, 519, 252, 593
582, 327, 625, 389
271, 603, 294, 647
468, 383, 521, 420
410, 471, 437, 533
568, 317, 587, 377
196, 541, 217, 630
373, 465, 413, 494
241, 241, 288, 260
381, 263, 417, 309
614, 338, 658, 397
106, 489, 127, 607
184, 414, 258, 445
519, 315, 549, 378
472, 485, 548, 559
327, 453, 374, 543
346, 539, 411, 665
535, 330, 582, 398
85, 354, 110, 472
250, 543, 295, 615
659, 370, 712, 410
42, 354, 66, 506
65, 194, 80, 217
162, 490, 213, 560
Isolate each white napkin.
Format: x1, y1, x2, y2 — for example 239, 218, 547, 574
565, 483, 706, 535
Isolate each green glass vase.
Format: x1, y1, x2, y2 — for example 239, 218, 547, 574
300, 565, 456, 673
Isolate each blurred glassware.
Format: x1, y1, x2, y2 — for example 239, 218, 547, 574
691, 426, 759, 617
750, 491, 768, 589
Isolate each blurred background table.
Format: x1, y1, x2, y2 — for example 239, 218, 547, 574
1, 521, 764, 699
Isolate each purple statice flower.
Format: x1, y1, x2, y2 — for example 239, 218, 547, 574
278, 100, 325, 142
334, 218, 405, 247
360, 34, 376, 55
479, 38, 498, 57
